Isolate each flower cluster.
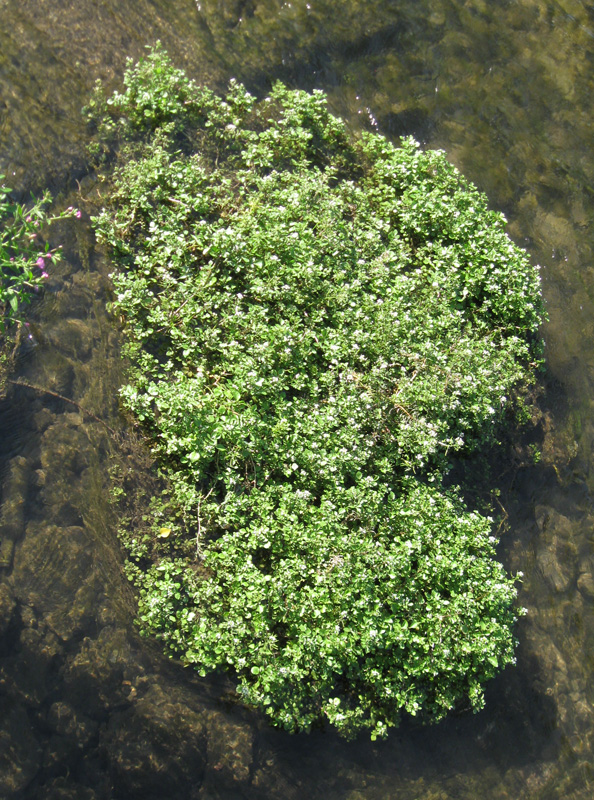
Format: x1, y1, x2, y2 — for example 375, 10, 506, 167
0, 186, 80, 330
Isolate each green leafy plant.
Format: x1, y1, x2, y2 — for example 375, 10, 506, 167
0, 178, 79, 330
90, 45, 545, 740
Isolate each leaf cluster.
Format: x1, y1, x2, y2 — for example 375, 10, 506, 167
0, 180, 76, 330
91, 46, 544, 739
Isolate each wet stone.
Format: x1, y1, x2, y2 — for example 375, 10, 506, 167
537, 548, 574, 593
0, 698, 42, 798
0, 624, 64, 709
42, 733, 87, 775
27, 353, 75, 400
250, 751, 302, 799
55, 270, 109, 322
37, 420, 92, 528
32, 406, 55, 435
10, 524, 97, 642
200, 0, 255, 29
32, 468, 46, 487
0, 582, 16, 638
45, 318, 96, 362
35, 776, 99, 800
0, 538, 15, 571
577, 567, 594, 599
63, 626, 144, 714
104, 684, 207, 799
46, 701, 97, 745
535, 507, 578, 593
0, 455, 31, 568
40, 421, 90, 477
202, 709, 254, 790
538, 641, 569, 686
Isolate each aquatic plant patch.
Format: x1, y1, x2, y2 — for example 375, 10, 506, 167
89, 45, 544, 740
0, 179, 78, 331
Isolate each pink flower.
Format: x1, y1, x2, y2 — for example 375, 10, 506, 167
36, 256, 45, 268
41, 271, 49, 279
26, 215, 32, 222
75, 210, 82, 218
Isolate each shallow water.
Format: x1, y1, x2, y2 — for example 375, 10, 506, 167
1, 0, 594, 797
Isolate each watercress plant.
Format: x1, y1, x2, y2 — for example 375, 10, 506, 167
90, 45, 544, 740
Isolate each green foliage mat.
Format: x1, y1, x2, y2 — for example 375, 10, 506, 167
89, 45, 544, 739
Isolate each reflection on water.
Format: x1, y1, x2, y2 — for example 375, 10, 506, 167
1, 0, 594, 797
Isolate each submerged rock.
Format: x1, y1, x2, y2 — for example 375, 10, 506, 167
0, 582, 16, 639
10, 524, 97, 643
34, 777, 99, 800
577, 557, 594, 599
104, 684, 208, 799
46, 701, 97, 746
45, 318, 96, 363
0, 455, 31, 570
63, 627, 144, 714
0, 698, 42, 798
535, 507, 578, 593
202, 709, 255, 790
536, 549, 573, 593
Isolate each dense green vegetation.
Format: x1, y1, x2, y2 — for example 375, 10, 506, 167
89, 45, 544, 740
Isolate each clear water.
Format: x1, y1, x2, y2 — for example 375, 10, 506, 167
1, 0, 593, 797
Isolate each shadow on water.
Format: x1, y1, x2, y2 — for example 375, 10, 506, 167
1, 0, 594, 798
0, 381, 38, 482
